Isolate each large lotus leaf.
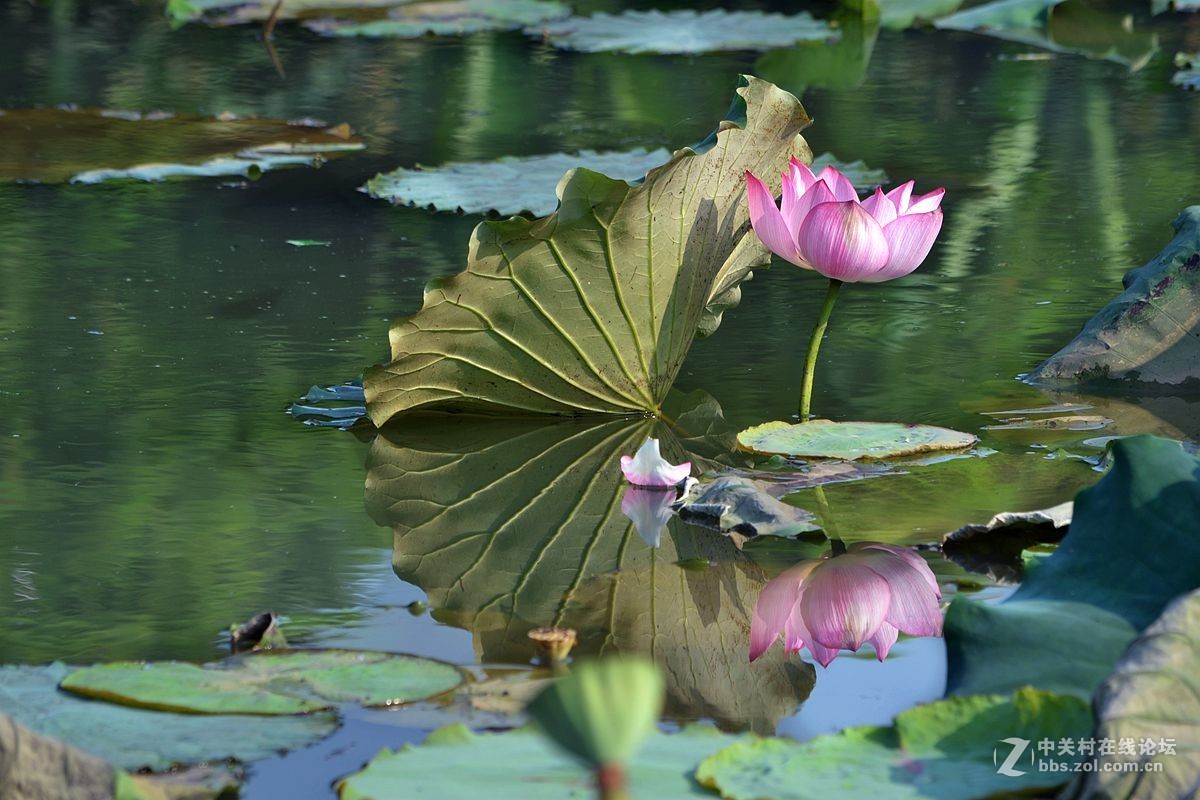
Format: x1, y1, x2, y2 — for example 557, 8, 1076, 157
737, 420, 977, 460
531, 10, 837, 55
365, 396, 814, 732
61, 650, 464, 715
0, 663, 334, 770
303, 0, 568, 37
337, 723, 742, 799
935, 0, 1157, 69
945, 436, 1200, 698
754, 12, 879, 95
696, 688, 1091, 799
1062, 588, 1200, 800
871, 0, 965, 28
363, 76, 812, 421
1032, 207, 1200, 388
940, 501, 1072, 583
0, 108, 363, 185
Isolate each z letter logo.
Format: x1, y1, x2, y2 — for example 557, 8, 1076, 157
994, 737, 1031, 777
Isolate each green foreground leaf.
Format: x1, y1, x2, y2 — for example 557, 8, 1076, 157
363, 75, 812, 420
338, 723, 742, 799
696, 688, 1091, 799
61, 650, 464, 715
945, 436, 1200, 698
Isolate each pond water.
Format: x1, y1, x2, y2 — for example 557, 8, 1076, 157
0, 0, 1198, 796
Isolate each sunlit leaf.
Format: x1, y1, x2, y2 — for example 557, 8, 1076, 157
363, 76, 812, 420
1060, 587, 1200, 799
337, 723, 741, 799
945, 436, 1200, 698
696, 688, 1091, 799
737, 420, 977, 460
531, 10, 837, 55
61, 650, 463, 715
0, 108, 363, 185
1031, 207, 1200, 388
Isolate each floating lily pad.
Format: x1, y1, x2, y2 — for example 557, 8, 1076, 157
1032, 207, 1200, 388
0, 108, 363, 185
1065, 588, 1200, 799
170, 0, 410, 24
935, 0, 1158, 70
364, 149, 671, 217
1173, 53, 1200, 91
61, 650, 464, 715
737, 420, 978, 461
945, 436, 1200, 698
867, 0, 966, 28
981, 414, 1112, 431
304, 0, 569, 37
696, 688, 1091, 800
364, 76, 813, 420
531, 10, 838, 55
338, 723, 742, 798
676, 476, 820, 538
0, 663, 334, 770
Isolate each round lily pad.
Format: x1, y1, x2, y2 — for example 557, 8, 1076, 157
531, 9, 837, 55
60, 650, 464, 716
737, 420, 978, 460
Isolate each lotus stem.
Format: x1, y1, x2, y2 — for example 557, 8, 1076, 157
596, 763, 631, 800
799, 278, 843, 422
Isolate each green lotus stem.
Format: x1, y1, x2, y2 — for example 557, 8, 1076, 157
799, 278, 843, 421
596, 763, 630, 800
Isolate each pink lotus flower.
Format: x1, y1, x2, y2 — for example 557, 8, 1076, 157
620, 438, 691, 488
750, 543, 943, 666
745, 158, 945, 283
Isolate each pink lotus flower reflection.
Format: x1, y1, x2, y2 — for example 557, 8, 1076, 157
619, 438, 691, 488
750, 543, 943, 666
620, 486, 675, 548
746, 159, 945, 283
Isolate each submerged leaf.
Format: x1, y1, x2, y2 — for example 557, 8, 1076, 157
696, 688, 1091, 800
60, 651, 464, 715
0, 108, 363, 185
1062, 587, 1200, 800
531, 10, 837, 55
337, 723, 742, 798
1032, 207, 1200, 388
945, 436, 1200, 698
363, 76, 812, 421
0, 664, 334, 771
737, 420, 977, 460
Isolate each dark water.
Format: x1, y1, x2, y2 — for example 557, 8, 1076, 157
1, 0, 1198, 795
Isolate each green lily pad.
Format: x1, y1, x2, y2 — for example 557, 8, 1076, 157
531, 10, 838, 55
1063, 587, 1200, 799
0, 663, 335, 770
935, 0, 1158, 70
337, 723, 742, 798
1174, 53, 1200, 91
363, 76, 813, 420
304, 0, 568, 38
868, 0, 966, 28
0, 108, 363, 185
696, 688, 1091, 799
364, 148, 671, 217
945, 436, 1200, 699
170, 0, 411, 24
1032, 207, 1200, 388
61, 650, 464, 715
737, 420, 978, 460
